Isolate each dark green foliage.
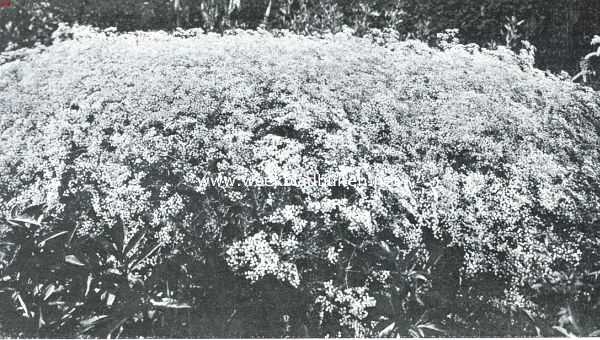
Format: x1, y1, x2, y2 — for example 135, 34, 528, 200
0, 204, 195, 338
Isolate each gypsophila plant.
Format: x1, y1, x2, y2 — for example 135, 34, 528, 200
434, 28, 460, 50
226, 231, 300, 287
1, 25, 600, 337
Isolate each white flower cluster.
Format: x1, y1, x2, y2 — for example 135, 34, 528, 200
225, 231, 300, 287
315, 281, 376, 336
339, 205, 375, 235
326, 245, 341, 264
265, 205, 307, 235
435, 28, 461, 50
151, 193, 185, 246
307, 198, 347, 225
369, 270, 392, 284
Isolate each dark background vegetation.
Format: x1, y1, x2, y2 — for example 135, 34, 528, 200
1, 0, 600, 73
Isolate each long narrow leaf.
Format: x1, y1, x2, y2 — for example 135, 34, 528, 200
111, 218, 125, 254
150, 297, 192, 309
129, 244, 160, 270
107, 317, 129, 339
43, 284, 56, 301
418, 322, 446, 334
123, 228, 146, 257
80, 315, 110, 333
67, 224, 80, 246
553, 326, 576, 338
65, 254, 86, 267
85, 274, 93, 297
378, 322, 395, 337
15, 293, 29, 317
38, 231, 69, 248
9, 217, 42, 227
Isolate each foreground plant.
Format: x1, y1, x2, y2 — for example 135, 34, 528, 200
0, 204, 191, 338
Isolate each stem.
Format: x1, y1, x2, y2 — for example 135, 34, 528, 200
263, 0, 272, 26
174, 0, 182, 28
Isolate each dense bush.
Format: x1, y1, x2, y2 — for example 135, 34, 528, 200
1, 27, 600, 337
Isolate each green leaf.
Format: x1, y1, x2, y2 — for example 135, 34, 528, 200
105, 292, 116, 307
129, 244, 160, 270
380, 240, 391, 254
80, 315, 110, 332
413, 273, 428, 282
110, 218, 125, 254
150, 297, 191, 309
107, 317, 129, 339
67, 224, 80, 246
553, 326, 576, 338
38, 231, 69, 248
7, 217, 40, 228
123, 228, 146, 257
65, 254, 85, 267
43, 284, 56, 301
415, 295, 424, 306
14, 292, 30, 317
85, 274, 93, 297
418, 322, 446, 334
378, 321, 395, 337
408, 327, 422, 337
38, 306, 45, 329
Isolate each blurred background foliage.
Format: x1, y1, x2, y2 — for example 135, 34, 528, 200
1, 0, 600, 73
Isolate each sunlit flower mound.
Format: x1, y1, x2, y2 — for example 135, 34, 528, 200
1, 26, 600, 336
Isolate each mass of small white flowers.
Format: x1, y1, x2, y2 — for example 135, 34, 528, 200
370, 270, 392, 284
326, 246, 340, 264
316, 281, 377, 337
391, 217, 423, 252
266, 205, 307, 235
496, 278, 538, 313
307, 198, 348, 225
3, 26, 600, 335
146, 193, 184, 246
225, 231, 301, 287
339, 205, 375, 235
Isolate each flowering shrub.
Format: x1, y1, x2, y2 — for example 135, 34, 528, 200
1, 27, 600, 337
434, 28, 460, 50
1, 0, 594, 73
226, 231, 301, 287
316, 281, 376, 337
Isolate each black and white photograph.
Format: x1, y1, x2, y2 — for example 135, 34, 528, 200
1, 0, 600, 338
